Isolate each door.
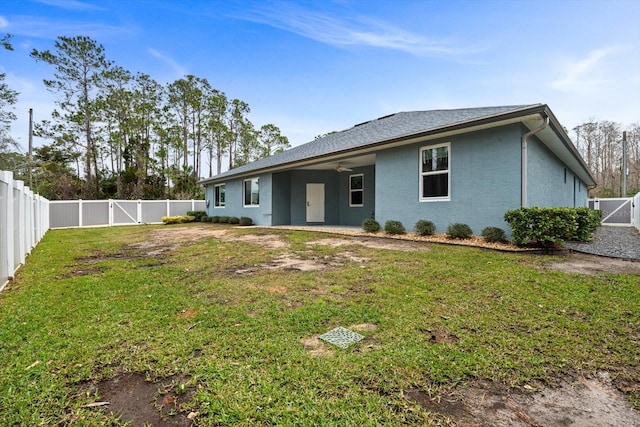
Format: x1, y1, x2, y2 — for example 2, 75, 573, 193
306, 183, 325, 223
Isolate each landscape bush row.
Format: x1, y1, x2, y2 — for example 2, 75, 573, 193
363, 218, 505, 242
504, 207, 601, 247
162, 211, 253, 226
362, 206, 601, 247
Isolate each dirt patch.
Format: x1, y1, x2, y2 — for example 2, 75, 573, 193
426, 327, 459, 344
232, 250, 367, 275
83, 373, 195, 426
407, 372, 640, 426
308, 236, 431, 252
225, 232, 290, 249
545, 252, 640, 275
300, 336, 334, 357
175, 308, 198, 320
59, 266, 105, 278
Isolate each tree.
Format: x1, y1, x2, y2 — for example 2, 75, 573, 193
32, 142, 81, 200
203, 89, 229, 176
227, 99, 250, 169
572, 119, 640, 197
31, 36, 113, 198
257, 123, 290, 159
0, 33, 19, 154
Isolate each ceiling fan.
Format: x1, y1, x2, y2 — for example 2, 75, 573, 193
335, 162, 353, 172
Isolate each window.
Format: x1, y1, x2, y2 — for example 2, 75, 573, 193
243, 178, 259, 207
214, 184, 225, 207
420, 143, 450, 200
349, 174, 364, 207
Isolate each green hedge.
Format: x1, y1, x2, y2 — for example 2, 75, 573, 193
186, 210, 207, 221
504, 207, 601, 247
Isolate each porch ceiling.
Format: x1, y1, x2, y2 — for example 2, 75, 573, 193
296, 153, 376, 171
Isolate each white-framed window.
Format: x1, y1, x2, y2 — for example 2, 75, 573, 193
349, 174, 364, 207
243, 177, 259, 207
420, 142, 450, 201
214, 183, 225, 208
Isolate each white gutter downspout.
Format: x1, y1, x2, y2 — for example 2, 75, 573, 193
521, 116, 549, 207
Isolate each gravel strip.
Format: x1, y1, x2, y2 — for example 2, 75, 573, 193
564, 226, 640, 260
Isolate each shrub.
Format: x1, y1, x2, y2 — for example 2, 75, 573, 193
446, 223, 473, 239
186, 210, 207, 221
574, 207, 602, 242
239, 217, 253, 226
414, 220, 436, 236
481, 226, 507, 243
218, 216, 230, 224
162, 215, 195, 225
362, 218, 381, 233
228, 216, 240, 224
211, 216, 220, 223
504, 207, 600, 247
384, 220, 406, 235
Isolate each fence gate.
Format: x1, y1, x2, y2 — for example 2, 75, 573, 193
589, 198, 633, 226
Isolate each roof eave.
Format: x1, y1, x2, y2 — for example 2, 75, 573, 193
200, 106, 546, 185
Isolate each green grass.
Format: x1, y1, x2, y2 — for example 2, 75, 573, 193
0, 224, 638, 425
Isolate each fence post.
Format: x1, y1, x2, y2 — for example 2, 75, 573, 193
14, 179, 26, 266
78, 199, 83, 227
137, 200, 142, 224
1, 171, 15, 287
166, 199, 171, 217
108, 199, 114, 226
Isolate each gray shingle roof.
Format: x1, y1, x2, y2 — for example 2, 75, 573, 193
200, 104, 542, 183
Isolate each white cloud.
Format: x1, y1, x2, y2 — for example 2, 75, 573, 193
236, 3, 474, 57
33, 0, 106, 11
148, 48, 188, 78
4, 15, 131, 40
0, 15, 9, 28
550, 47, 623, 92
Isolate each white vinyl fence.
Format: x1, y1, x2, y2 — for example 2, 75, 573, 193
1, 171, 49, 292
49, 199, 206, 229
634, 192, 640, 232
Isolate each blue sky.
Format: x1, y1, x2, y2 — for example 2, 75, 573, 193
1, 0, 639, 157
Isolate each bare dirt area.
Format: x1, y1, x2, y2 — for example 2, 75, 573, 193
81, 373, 196, 427
307, 236, 432, 252
408, 372, 640, 427
545, 252, 640, 275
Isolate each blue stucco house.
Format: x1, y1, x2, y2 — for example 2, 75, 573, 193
199, 104, 596, 235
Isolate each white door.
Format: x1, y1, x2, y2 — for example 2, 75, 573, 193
306, 183, 325, 222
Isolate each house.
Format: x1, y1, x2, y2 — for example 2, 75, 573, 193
199, 104, 596, 235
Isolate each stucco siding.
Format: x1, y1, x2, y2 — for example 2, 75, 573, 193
376, 125, 523, 235
205, 173, 273, 225
272, 172, 292, 225
337, 165, 376, 226
527, 136, 588, 208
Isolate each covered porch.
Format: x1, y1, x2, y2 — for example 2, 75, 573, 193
270, 153, 376, 227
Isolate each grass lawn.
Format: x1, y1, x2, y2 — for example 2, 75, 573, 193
0, 224, 638, 426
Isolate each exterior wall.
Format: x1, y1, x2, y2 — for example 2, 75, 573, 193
375, 124, 523, 235
337, 165, 376, 226
206, 172, 273, 226
272, 171, 292, 225
527, 135, 588, 208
